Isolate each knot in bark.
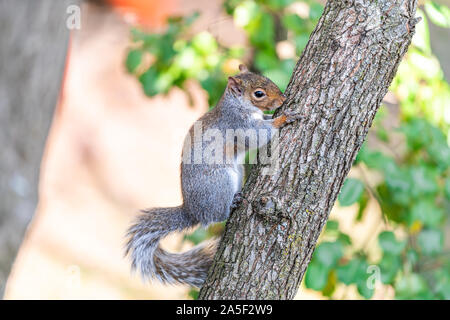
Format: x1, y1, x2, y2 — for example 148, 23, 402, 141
251, 194, 290, 223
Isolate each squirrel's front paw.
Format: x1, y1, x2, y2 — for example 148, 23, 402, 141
284, 110, 303, 124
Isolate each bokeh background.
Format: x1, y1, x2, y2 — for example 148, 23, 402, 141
1, 0, 449, 299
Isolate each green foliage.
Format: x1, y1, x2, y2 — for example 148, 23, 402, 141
302, 1, 449, 300
355, 115, 449, 299
126, 0, 323, 110
305, 222, 358, 297
425, 1, 450, 28
125, 49, 143, 74
188, 288, 199, 300
391, 7, 450, 132
229, 0, 322, 90
378, 231, 406, 256
338, 178, 365, 206
183, 222, 225, 246
126, 0, 450, 299
353, 114, 449, 299
126, 13, 241, 107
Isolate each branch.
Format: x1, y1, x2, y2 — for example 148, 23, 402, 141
199, 0, 419, 300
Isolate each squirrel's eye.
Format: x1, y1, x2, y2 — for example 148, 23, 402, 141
254, 90, 265, 98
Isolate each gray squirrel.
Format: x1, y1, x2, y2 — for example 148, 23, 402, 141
125, 64, 301, 287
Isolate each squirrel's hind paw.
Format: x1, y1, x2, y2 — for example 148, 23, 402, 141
230, 192, 244, 210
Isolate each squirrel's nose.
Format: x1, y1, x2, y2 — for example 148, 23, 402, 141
280, 94, 287, 103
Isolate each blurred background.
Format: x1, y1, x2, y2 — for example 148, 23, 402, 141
0, 0, 449, 299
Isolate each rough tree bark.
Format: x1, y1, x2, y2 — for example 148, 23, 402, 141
0, 0, 77, 296
199, 0, 419, 300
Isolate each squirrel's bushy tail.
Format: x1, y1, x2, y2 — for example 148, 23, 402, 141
125, 206, 217, 288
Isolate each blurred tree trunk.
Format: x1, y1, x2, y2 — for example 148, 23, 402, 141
0, 0, 77, 296
199, 0, 419, 300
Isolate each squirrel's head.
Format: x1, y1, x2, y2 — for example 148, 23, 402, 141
226, 64, 286, 111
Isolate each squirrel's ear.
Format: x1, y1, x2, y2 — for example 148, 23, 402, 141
227, 76, 242, 95
238, 64, 249, 73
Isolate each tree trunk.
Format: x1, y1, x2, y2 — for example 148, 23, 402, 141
0, 0, 77, 296
199, 0, 419, 300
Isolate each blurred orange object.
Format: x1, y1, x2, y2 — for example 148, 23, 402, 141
105, 0, 177, 28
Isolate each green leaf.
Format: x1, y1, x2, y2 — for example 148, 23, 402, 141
174, 47, 197, 70
184, 227, 209, 245
356, 278, 375, 299
321, 269, 337, 297
337, 258, 374, 299
188, 288, 199, 300
376, 183, 406, 223
131, 28, 157, 44
338, 178, 365, 206
192, 32, 218, 56
377, 233, 406, 285
233, 1, 259, 28
139, 67, 159, 96
356, 191, 369, 221
378, 231, 406, 255
157, 35, 177, 64
337, 233, 352, 246
378, 254, 402, 284
314, 242, 343, 268
254, 50, 279, 70
248, 12, 275, 48
385, 168, 412, 205
434, 270, 450, 299
409, 166, 439, 197
425, 2, 450, 28
356, 144, 396, 173
408, 200, 444, 228
282, 14, 306, 34
376, 127, 389, 142
125, 49, 143, 73
325, 220, 339, 232
400, 118, 448, 157
336, 258, 366, 285
305, 261, 329, 291
395, 273, 428, 299
417, 229, 443, 255
427, 128, 450, 168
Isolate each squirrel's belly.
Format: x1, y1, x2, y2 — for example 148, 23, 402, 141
228, 154, 244, 195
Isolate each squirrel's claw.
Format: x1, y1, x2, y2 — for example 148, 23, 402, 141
284, 110, 303, 124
